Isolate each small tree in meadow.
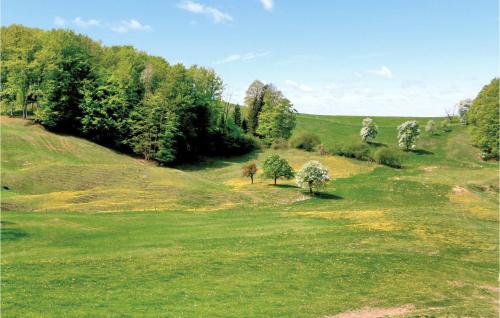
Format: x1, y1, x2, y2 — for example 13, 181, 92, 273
262, 154, 294, 184
360, 117, 378, 143
425, 120, 436, 135
397, 121, 420, 150
456, 99, 472, 125
242, 162, 257, 184
295, 160, 330, 194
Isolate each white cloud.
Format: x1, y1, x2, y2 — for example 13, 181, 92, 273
214, 52, 269, 64
73, 17, 100, 28
54, 16, 66, 27
177, 1, 233, 23
285, 80, 313, 92
260, 0, 273, 11
367, 66, 393, 78
111, 19, 152, 33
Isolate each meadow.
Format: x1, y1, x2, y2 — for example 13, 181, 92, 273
1, 114, 498, 317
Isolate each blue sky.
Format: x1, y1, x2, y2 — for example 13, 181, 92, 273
2, 0, 498, 116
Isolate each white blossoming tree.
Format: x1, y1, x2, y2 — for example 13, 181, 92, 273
295, 160, 331, 194
425, 120, 436, 135
397, 121, 420, 150
456, 99, 472, 125
360, 117, 378, 143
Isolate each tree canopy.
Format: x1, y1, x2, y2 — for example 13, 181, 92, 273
295, 160, 330, 194
397, 121, 420, 151
262, 154, 294, 184
468, 78, 499, 160
1, 25, 255, 164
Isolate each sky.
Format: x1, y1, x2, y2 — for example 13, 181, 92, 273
2, 0, 498, 116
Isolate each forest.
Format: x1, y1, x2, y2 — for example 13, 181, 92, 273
1, 25, 296, 164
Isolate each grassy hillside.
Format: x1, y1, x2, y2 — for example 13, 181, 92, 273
1, 114, 498, 317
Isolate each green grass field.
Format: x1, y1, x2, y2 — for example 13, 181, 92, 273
1, 115, 498, 317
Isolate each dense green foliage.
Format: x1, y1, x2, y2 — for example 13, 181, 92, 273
468, 78, 499, 160
373, 147, 403, 168
1, 25, 254, 163
244, 81, 296, 142
262, 154, 294, 184
330, 143, 371, 161
290, 132, 321, 151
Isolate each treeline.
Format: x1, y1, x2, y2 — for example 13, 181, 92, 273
467, 78, 499, 160
1, 25, 295, 164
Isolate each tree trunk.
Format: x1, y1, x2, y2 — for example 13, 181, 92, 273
274, 178, 277, 185
251, 175, 254, 184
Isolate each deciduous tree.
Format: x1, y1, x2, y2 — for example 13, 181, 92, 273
360, 117, 378, 143
295, 160, 330, 194
262, 154, 294, 184
242, 162, 258, 184
397, 121, 420, 151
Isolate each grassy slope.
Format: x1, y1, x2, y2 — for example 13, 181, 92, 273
1, 114, 498, 317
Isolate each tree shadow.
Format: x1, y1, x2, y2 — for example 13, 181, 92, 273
178, 150, 261, 171
272, 184, 298, 189
367, 142, 387, 148
1, 221, 28, 242
312, 192, 343, 200
412, 149, 434, 155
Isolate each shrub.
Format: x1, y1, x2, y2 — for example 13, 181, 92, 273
331, 143, 371, 161
317, 144, 328, 156
271, 138, 288, 150
373, 148, 403, 168
290, 133, 320, 152
211, 132, 258, 156
440, 119, 451, 132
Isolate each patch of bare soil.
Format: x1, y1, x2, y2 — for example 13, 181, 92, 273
422, 166, 438, 172
452, 185, 468, 193
326, 305, 414, 318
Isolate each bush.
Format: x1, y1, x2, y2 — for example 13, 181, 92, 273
210, 132, 258, 156
271, 138, 289, 150
290, 133, 320, 152
317, 144, 328, 156
373, 148, 403, 168
440, 120, 451, 132
331, 143, 371, 161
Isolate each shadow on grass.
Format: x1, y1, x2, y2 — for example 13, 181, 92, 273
1, 221, 28, 241
271, 184, 298, 189
178, 150, 261, 171
412, 149, 434, 155
312, 192, 343, 200
367, 142, 387, 148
